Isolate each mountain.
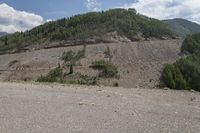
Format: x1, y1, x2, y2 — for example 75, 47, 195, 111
164, 18, 200, 37
0, 8, 174, 53
0, 32, 7, 37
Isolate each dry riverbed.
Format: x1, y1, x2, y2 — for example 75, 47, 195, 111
0, 82, 199, 133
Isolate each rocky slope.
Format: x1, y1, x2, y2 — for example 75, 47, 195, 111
0, 39, 182, 88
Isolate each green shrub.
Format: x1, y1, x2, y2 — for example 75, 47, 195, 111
113, 82, 119, 87
37, 69, 97, 85
181, 33, 200, 54
90, 60, 118, 78
162, 64, 187, 90
37, 67, 63, 83
64, 73, 97, 85
176, 54, 200, 90
104, 47, 113, 60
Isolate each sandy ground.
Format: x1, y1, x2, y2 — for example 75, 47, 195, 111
0, 82, 199, 133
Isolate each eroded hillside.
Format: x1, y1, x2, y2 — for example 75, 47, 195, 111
0, 39, 182, 88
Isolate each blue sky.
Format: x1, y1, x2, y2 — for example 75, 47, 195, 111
0, 0, 134, 20
0, 0, 200, 33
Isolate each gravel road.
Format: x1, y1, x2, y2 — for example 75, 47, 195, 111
0, 82, 200, 133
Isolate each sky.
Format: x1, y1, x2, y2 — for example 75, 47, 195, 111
0, 0, 200, 33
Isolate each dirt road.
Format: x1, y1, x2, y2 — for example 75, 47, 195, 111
0, 82, 199, 133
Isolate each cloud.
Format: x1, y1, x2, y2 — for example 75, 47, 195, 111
121, 0, 200, 23
85, 0, 101, 11
0, 3, 44, 33
46, 19, 55, 22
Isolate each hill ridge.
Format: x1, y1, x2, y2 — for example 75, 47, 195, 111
164, 18, 200, 37
0, 8, 174, 53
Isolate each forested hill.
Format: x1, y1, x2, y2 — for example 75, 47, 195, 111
0, 8, 174, 52
164, 18, 200, 37
0, 32, 7, 37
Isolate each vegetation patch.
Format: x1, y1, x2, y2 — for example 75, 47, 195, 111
37, 66, 63, 83
162, 33, 200, 91
90, 60, 118, 78
61, 47, 85, 74
104, 47, 113, 61
162, 64, 188, 90
37, 67, 97, 85
37, 48, 97, 85
181, 33, 200, 54
113, 82, 119, 87
63, 73, 97, 85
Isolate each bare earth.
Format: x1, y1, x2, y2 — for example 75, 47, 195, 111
0, 82, 199, 133
0, 39, 182, 88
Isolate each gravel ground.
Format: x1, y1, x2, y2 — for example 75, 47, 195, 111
0, 82, 199, 133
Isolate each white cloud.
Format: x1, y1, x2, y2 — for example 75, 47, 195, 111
46, 19, 55, 22
121, 0, 200, 23
86, 0, 101, 11
0, 3, 44, 33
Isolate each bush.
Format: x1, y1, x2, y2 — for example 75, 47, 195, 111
37, 68, 97, 85
181, 33, 200, 54
37, 67, 63, 83
64, 73, 97, 85
162, 64, 187, 90
113, 82, 119, 87
104, 47, 112, 60
90, 60, 118, 78
176, 54, 200, 90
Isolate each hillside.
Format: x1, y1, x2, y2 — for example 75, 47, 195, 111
0, 32, 7, 37
0, 8, 174, 53
0, 39, 182, 88
164, 18, 200, 37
